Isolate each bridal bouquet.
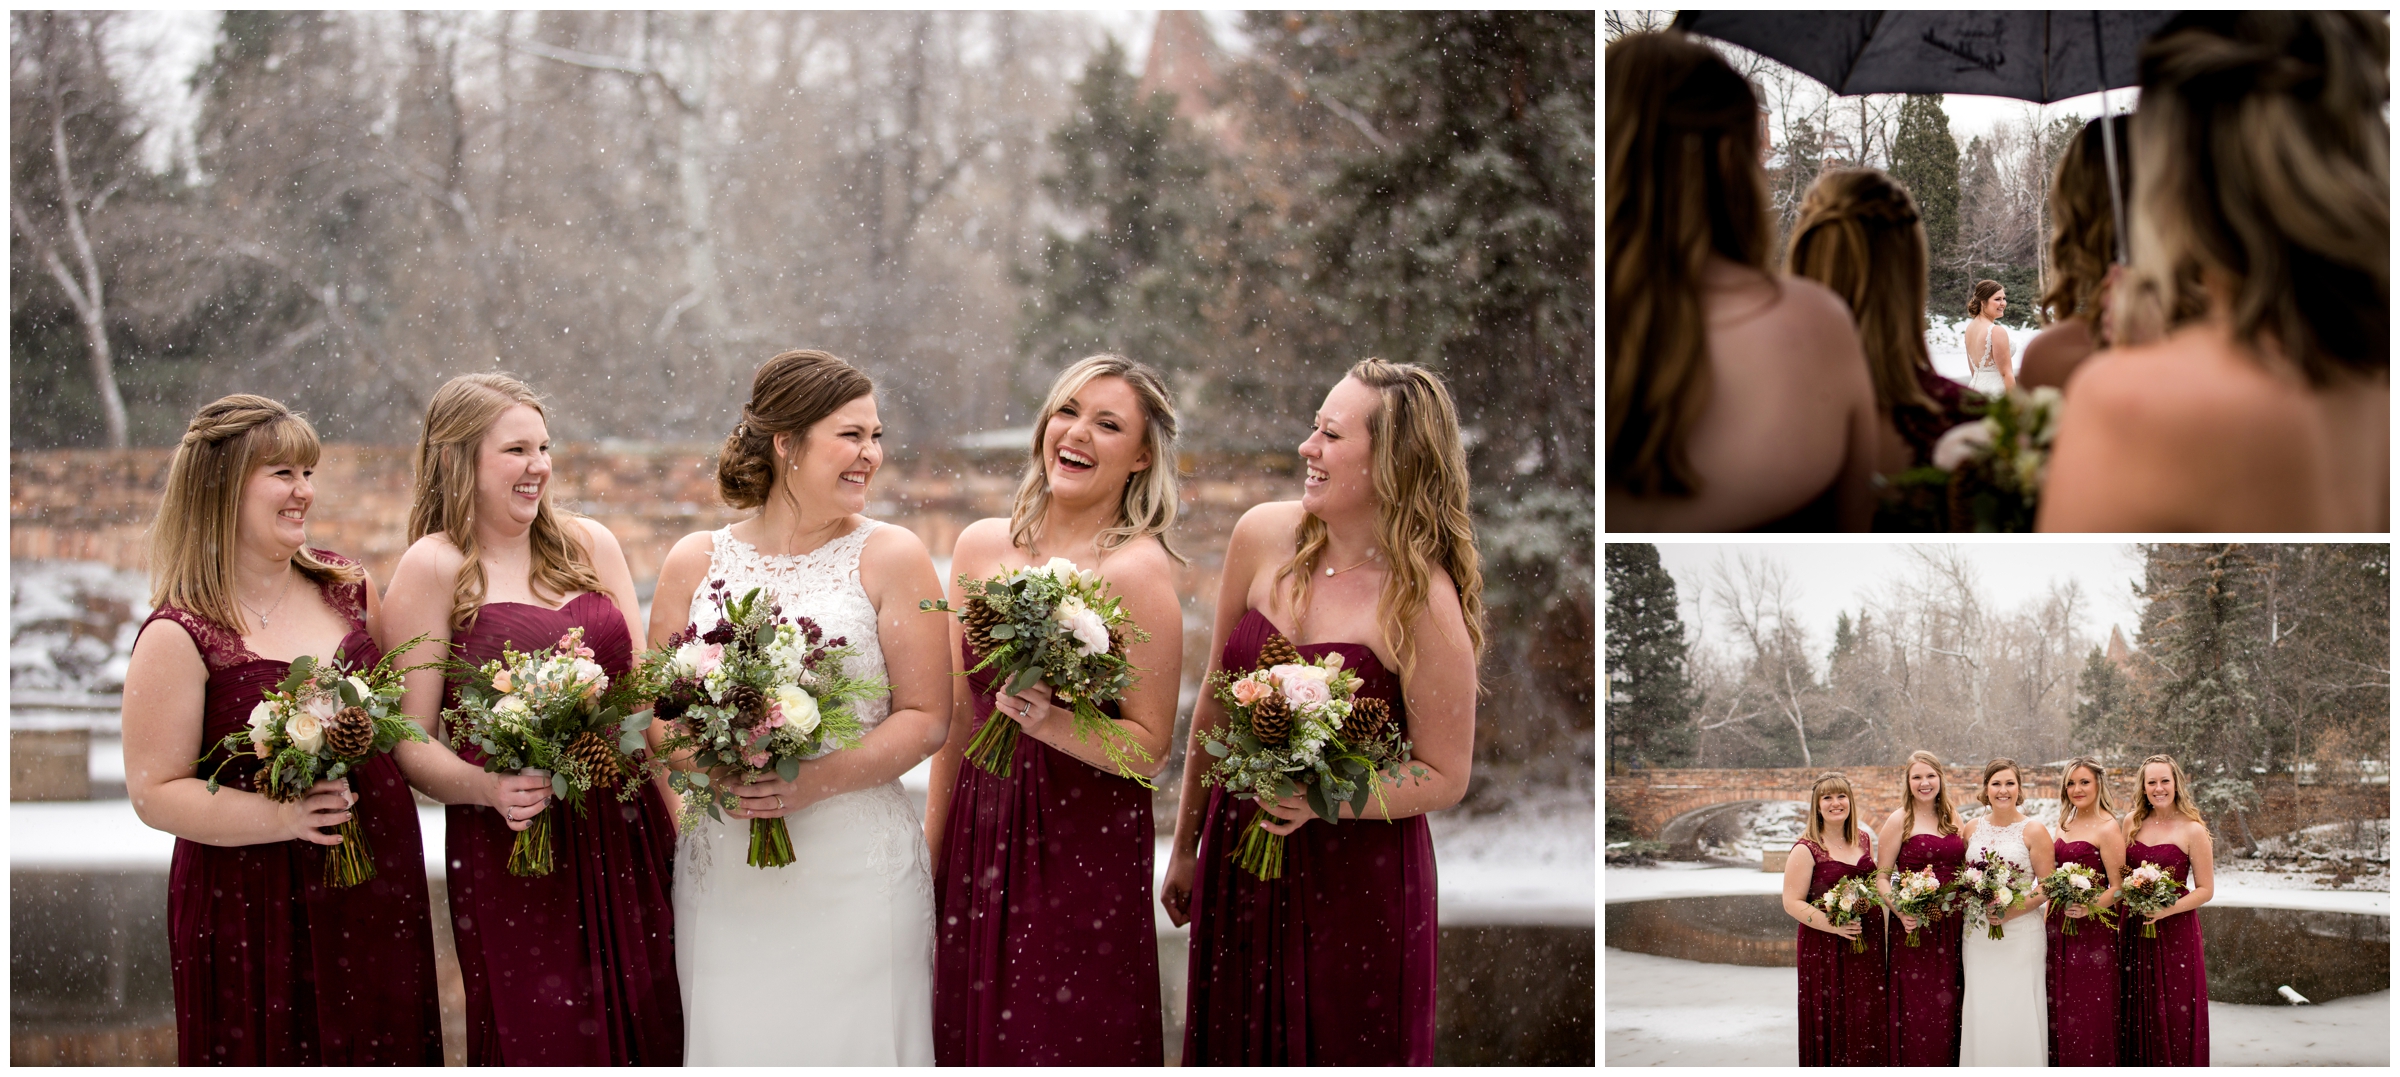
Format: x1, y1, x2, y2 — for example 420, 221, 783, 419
2041, 862, 2120, 936
444, 626, 652, 877
2119, 862, 2190, 939
1199, 630, 1422, 881
648, 581, 879, 868
1815, 876, 1880, 954
202, 637, 431, 887
1884, 864, 1953, 948
1957, 849, 2038, 941
920, 557, 1154, 785
1880, 386, 2062, 532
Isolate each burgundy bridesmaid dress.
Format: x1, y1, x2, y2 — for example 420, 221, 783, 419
1795, 834, 1891, 1066
1887, 830, 1965, 1065
2121, 840, 2209, 1066
443, 592, 684, 1065
1181, 609, 1438, 1065
151, 551, 444, 1065
2045, 839, 2119, 1064
931, 642, 1164, 1065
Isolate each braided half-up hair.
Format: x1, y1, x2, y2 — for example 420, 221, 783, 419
406, 374, 602, 632
1785, 168, 1937, 413
1278, 360, 1486, 689
715, 349, 877, 510
1007, 354, 1186, 563
148, 394, 361, 630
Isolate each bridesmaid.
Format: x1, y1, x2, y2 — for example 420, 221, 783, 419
1874, 749, 1964, 1065
1782, 772, 1890, 1065
1161, 359, 1483, 1065
2047, 756, 2125, 1064
379, 374, 684, 1065
924, 355, 1185, 1065
122, 395, 442, 1064
2121, 754, 2214, 1066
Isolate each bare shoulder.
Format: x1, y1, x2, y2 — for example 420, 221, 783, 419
2023, 819, 2053, 843
658, 530, 719, 577
1229, 501, 1306, 558
394, 532, 468, 583
862, 519, 934, 567
1878, 807, 1908, 835
1099, 534, 1176, 586
130, 612, 200, 665
571, 514, 626, 557
2067, 334, 2313, 446
949, 517, 1014, 568
1746, 274, 1862, 370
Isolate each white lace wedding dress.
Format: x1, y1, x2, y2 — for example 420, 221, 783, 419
1958, 815, 2048, 1067
1967, 322, 2008, 396
673, 521, 935, 1065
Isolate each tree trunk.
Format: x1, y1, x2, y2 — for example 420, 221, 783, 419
48, 97, 130, 448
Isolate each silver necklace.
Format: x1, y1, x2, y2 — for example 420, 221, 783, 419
1322, 547, 1378, 577
239, 563, 298, 628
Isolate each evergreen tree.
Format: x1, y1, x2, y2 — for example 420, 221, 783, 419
2135, 544, 2267, 774
1605, 543, 1695, 772
2071, 645, 2138, 756
1889, 94, 1960, 263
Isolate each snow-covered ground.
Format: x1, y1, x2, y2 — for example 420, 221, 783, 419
1925, 313, 2031, 386
1604, 947, 2389, 1066
10, 560, 149, 695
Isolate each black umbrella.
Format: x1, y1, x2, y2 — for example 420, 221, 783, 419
1674, 11, 2181, 261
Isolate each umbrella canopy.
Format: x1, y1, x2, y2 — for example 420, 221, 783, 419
1671, 11, 2179, 104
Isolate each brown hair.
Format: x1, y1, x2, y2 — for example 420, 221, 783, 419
2126, 753, 2209, 838
1007, 354, 1185, 563
1605, 30, 1772, 498
1278, 359, 1487, 686
1902, 749, 1959, 837
1966, 279, 2004, 320
2125, 11, 2388, 383
406, 374, 603, 631
2059, 756, 2121, 829
717, 349, 877, 510
1975, 757, 2024, 807
148, 395, 361, 630
1804, 771, 1859, 849
1785, 168, 1936, 413
2039, 115, 2133, 329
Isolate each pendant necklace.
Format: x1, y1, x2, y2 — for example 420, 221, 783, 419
1323, 548, 1378, 577
239, 563, 298, 629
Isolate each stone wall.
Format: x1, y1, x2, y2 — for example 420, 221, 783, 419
1610, 765, 2387, 840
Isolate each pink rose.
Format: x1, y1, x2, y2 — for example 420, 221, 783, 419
1230, 676, 1274, 707
744, 749, 771, 768
1279, 675, 1331, 709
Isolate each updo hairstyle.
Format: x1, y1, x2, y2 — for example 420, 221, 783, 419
716, 349, 876, 510
1967, 279, 2004, 319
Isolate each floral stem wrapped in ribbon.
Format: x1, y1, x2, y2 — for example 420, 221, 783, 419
920, 557, 1154, 786
2118, 862, 2191, 939
1957, 848, 2037, 941
202, 636, 433, 887
646, 581, 880, 868
1884, 864, 1951, 947
1198, 630, 1423, 881
1815, 875, 1881, 954
442, 626, 653, 877
2040, 862, 2119, 936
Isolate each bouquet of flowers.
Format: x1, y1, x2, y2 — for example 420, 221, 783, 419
1199, 630, 1423, 881
443, 626, 652, 877
1884, 864, 1953, 948
648, 581, 881, 868
2119, 862, 2190, 939
1957, 849, 2038, 941
2041, 862, 2120, 936
1879, 386, 2062, 532
1815, 875, 1880, 954
202, 638, 432, 887
920, 557, 1154, 785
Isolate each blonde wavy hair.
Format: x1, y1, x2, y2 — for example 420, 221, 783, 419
148, 395, 362, 630
1901, 749, 1958, 837
1007, 354, 1185, 563
1785, 168, 1936, 413
2039, 115, 2132, 330
2119, 11, 2388, 381
1606, 30, 1773, 498
405, 374, 602, 631
2059, 756, 2121, 829
2126, 754, 2209, 838
1277, 359, 1486, 687
1803, 772, 1859, 849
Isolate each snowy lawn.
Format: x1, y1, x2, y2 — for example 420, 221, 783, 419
1604, 947, 2388, 1066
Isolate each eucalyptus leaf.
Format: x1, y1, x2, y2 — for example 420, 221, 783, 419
619, 732, 645, 754
691, 771, 710, 788
1204, 740, 1230, 758
988, 623, 1017, 640
777, 756, 800, 782
336, 679, 362, 708
551, 773, 570, 798
621, 708, 654, 732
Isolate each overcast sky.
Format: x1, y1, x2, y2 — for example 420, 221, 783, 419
1643, 543, 2146, 657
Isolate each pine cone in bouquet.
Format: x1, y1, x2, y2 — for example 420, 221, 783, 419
961, 595, 1006, 656
326, 706, 376, 758
568, 730, 625, 790
1249, 693, 1293, 747
1346, 697, 1391, 743
1257, 631, 1303, 671
722, 682, 769, 726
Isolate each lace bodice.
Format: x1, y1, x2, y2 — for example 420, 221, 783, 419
690, 521, 890, 737
1965, 815, 2035, 874
1969, 321, 2000, 374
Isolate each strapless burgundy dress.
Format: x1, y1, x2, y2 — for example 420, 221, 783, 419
1181, 609, 1437, 1065
1795, 835, 1890, 1065
1888, 830, 1965, 1065
443, 593, 684, 1065
2121, 840, 2208, 1066
931, 641, 1163, 1065
147, 552, 443, 1065
2046, 839, 2119, 1064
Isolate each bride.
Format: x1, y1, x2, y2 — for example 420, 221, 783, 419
1962, 281, 2015, 396
648, 349, 949, 1064
1957, 758, 2054, 1066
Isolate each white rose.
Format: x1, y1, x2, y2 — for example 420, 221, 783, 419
1042, 556, 1080, 580
774, 685, 821, 736
247, 701, 276, 757
302, 692, 340, 724
2070, 875, 2092, 892
1065, 606, 1111, 657
344, 675, 372, 702
1931, 419, 1995, 472
493, 695, 531, 722
287, 709, 326, 754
